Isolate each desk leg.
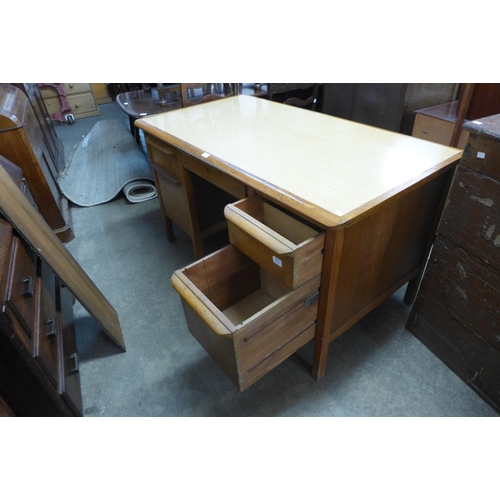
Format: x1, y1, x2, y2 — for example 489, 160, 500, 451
180, 168, 204, 260
312, 228, 344, 380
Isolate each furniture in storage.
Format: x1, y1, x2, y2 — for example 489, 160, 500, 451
0, 156, 82, 416
40, 83, 100, 120
135, 95, 461, 386
412, 101, 470, 149
406, 114, 500, 413
0, 84, 73, 243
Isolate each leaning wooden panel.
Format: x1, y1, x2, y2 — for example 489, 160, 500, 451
0, 164, 125, 351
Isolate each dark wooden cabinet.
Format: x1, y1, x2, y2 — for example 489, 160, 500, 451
0, 84, 73, 243
407, 114, 500, 413
0, 156, 82, 416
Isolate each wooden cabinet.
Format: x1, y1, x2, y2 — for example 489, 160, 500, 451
0, 84, 73, 243
40, 83, 100, 119
0, 156, 82, 416
407, 114, 500, 413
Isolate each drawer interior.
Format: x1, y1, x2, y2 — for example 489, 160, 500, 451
182, 245, 292, 327
231, 197, 320, 246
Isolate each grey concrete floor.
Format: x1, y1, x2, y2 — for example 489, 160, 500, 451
56, 101, 498, 417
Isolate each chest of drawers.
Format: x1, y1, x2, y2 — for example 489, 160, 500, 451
407, 114, 500, 413
0, 156, 82, 416
40, 83, 100, 120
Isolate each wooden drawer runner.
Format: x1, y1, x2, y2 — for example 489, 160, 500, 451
6, 235, 38, 340
179, 151, 246, 199
225, 197, 324, 289
172, 245, 321, 391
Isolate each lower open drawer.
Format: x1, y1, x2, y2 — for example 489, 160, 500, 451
171, 245, 321, 391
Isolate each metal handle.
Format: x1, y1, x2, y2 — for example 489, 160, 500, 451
68, 353, 79, 374
45, 317, 57, 338
21, 276, 34, 298
304, 291, 320, 308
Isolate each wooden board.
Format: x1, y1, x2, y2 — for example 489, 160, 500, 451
0, 163, 125, 351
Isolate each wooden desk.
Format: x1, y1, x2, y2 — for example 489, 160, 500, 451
135, 96, 461, 382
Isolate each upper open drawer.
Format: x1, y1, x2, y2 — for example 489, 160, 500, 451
224, 197, 324, 289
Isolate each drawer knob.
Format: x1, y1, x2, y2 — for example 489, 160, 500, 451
21, 276, 34, 298
45, 317, 57, 338
69, 84, 74, 88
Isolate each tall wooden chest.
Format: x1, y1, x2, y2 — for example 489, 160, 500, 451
406, 114, 500, 413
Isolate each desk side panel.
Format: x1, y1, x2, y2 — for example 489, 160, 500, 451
330, 173, 447, 334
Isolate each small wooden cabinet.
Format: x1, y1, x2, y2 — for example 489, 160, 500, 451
0, 156, 82, 416
40, 83, 100, 119
407, 114, 500, 413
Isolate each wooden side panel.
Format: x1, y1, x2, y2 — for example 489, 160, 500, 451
422, 236, 500, 350
332, 174, 446, 331
459, 134, 500, 183
181, 297, 239, 387
440, 165, 500, 271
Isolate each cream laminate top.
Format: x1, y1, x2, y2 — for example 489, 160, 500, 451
136, 95, 462, 228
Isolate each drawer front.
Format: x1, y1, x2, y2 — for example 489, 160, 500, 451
44, 92, 97, 115
440, 165, 500, 269
6, 236, 38, 339
64, 83, 92, 95
68, 93, 98, 115
58, 283, 83, 416
234, 275, 320, 391
460, 134, 500, 183
147, 137, 181, 180
153, 167, 191, 234
179, 152, 246, 199
34, 261, 59, 388
225, 197, 324, 289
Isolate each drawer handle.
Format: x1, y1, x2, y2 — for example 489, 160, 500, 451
21, 276, 34, 298
45, 317, 57, 338
68, 353, 79, 374
304, 291, 320, 308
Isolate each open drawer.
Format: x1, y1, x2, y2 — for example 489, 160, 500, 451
224, 197, 324, 289
171, 245, 321, 391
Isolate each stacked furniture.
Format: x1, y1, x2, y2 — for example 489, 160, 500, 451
0, 84, 73, 243
407, 114, 500, 413
0, 156, 82, 416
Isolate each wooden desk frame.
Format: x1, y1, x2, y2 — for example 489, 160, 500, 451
136, 96, 461, 380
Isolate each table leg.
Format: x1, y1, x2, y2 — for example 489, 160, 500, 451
312, 228, 345, 380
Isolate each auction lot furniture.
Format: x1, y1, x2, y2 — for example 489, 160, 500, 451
0, 84, 74, 243
136, 96, 461, 388
407, 114, 500, 413
0, 155, 125, 416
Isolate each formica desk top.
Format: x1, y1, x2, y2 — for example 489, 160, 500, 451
136, 95, 462, 228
